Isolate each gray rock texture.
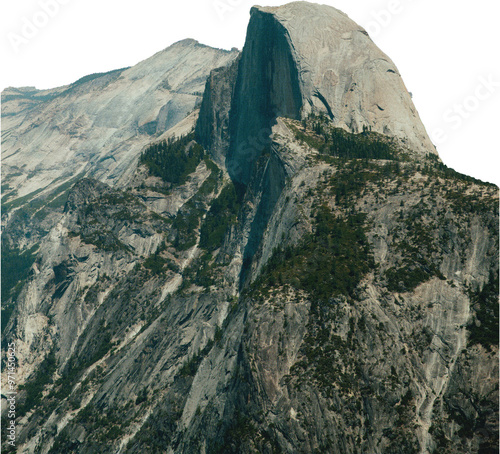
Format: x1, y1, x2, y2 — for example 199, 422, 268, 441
197, 2, 436, 184
1, 3, 497, 454
1, 39, 238, 204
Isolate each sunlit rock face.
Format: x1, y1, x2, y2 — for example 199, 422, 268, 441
198, 2, 437, 184
1, 3, 498, 454
1, 39, 238, 202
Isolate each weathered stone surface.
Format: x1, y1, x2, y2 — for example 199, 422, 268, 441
1, 4, 497, 454
1, 39, 238, 203
198, 2, 436, 184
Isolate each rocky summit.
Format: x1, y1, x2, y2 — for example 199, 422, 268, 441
1, 2, 498, 454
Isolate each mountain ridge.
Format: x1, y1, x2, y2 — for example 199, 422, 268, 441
1, 39, 239, 209
1, 2, 498, 453
196, 1, 437, 185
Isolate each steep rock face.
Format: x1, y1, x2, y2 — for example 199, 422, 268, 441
227, 7, 303, 183
197, 117, 498, 454
198, 2, 436, 184
255, 3, 434, 148
4, 118, 497, 454
195, 57, 240, 167
1, 3, 498, 454
1, 39, 238, 203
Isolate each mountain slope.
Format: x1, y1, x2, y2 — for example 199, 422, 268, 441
1, 3, 498, 454
197, 2, 435, 185
1, 39, 238, 207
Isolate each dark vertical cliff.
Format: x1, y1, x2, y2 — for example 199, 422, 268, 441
227, 7, 303, 184
1, 3, 498, 454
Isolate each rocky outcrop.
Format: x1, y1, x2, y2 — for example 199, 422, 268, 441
198, 2, 436, 184
1, 39, 238, 205
1, 3, 497, 454
254, 3, 435, 149
195, 56, 240, 167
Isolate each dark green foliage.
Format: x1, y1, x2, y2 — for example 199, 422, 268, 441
468, 271, 499, 350
211, 411, 258, 453
180, 252, 219, 290
79, 324, 116, 369
179, 355, 202, 377
332, 160, 400, 206
140, 133, 204, 185
81, 231, 132, 253
1, 187, 46, 213
326, 127, 398, 160
254, 206, 374, 302
197, 158, 221, 195
290, 123, 325, 150
172, 159, 223, 251
69, 182, 159, 253
99, 192, 138, 206
200, 181, 245, 251
443, 188, 499, 217
45, 172, 87, 210
172, 205, 203, 251
128, 379, 190, 453
48, 430, 80, 454
17, 348, 57, 417
385, 200, 446, 293
290, 115, 399, 160
44, 324, 117, 409
179, 340, 214, 377
385, 262, 444, 293
214, 326, 223, 344
143, 253, 173, 276
1, 242, 38, 331
51, 403, 128, 450
135, 388, 148, 405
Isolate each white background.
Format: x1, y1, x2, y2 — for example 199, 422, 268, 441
1, 0, 498, 185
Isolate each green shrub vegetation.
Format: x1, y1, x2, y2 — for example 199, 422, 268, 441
467, 271, 499, 351
331, 160, 401, 206
180, 252, 218, 290
198, 158, 221, 195
43, 324, 117, 409
144, 254, 169, 275
172, 205, 203, 251
179, 339, 215, 377
143, 244, 179, 276
17, 348, 57, 417
1, 242, 38, 332
200, 181, 245, 251
81, 231, 132, 253
172, 158, 223, 251
253, 205, 374, 302
384, 200, 446, 292
289, 115, 399, 160
211, 410, 258, 454
140, 133, 204, 185
385, 263, 444, 293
